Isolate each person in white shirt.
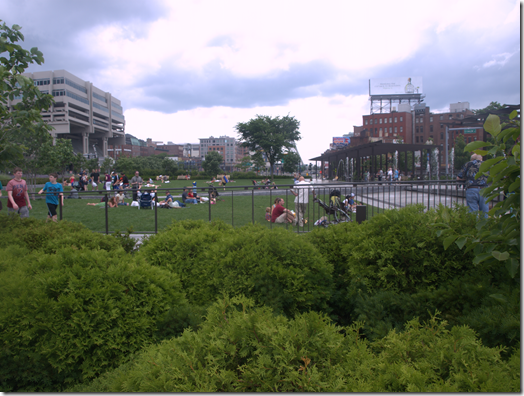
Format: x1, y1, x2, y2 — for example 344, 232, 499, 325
290, 176, 313, 227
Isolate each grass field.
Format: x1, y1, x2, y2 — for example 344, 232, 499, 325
0, 178, 384, 233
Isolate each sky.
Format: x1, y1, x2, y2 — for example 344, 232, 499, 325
3, 0, 521, 162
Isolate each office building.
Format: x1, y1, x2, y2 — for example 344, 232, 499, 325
15, 70, 125, 158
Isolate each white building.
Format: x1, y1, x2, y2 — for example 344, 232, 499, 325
13, 70, 125, 159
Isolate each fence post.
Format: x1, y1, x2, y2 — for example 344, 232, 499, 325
154, 190, 158, 234
59, 192, 63, 221
105, 192, 109, 235
251, 188, 254, 224
231, 189, 234, 227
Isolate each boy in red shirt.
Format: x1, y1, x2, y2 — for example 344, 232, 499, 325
7, 167, 32, 218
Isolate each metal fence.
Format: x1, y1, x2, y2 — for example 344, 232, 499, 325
40, 179, 500, 234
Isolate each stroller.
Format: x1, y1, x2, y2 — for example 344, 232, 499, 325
312, 189, 352, 227
208, 183, 220, 199
138, 191, 154, 209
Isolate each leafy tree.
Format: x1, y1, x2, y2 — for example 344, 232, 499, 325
281, 150, 301, 174
38, 139, 79, 179
473, 101, 504, 115
251, 151, 266, 174
100, 156, 114, 174
202, 151, 223, 177
238, 155, 251, 172
0, 21, 54, 169
436, 111, 520, 278
453, 134, 470, 171
236, 115, 301, 182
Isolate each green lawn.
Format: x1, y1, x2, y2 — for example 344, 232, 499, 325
0, 178, 383, 233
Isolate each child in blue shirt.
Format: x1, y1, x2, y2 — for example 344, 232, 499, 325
38, 173, 64, 222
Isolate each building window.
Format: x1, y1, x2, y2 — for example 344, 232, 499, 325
400, 116, 403, 122
365, 120, 368, 125
440, 124, 443, 129
374, 119, 377, 124
449, 115, 453, 119
53, 77, 64, 84
416, 127, 419, 133
429, 116, 433, 122
389, 127, 392, 133
420, 127, 423, 134
440, 133, 443, 140
394, 127, 397, 133
439, 115, 443, 120
416, 136, 419, 143
400, 127, 403, 133
389, 117, 392, 123
394, 117, 397, 123
379, 118, 382, 124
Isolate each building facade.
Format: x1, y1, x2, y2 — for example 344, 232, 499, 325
15, 70, 126, 159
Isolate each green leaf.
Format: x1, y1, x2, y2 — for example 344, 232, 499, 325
443, 235, 458, 250
489, 294, 507, 304
505, 259, 519, 278
483, 114, 501, 136
491, 251, 510, 261
478, 157, 503, 172
464, 141, 488, 152
509, 110, 518, 119
508, 180, 520, 193
473, 253, 492, 265
441, 208, 450, 223
455, 237, 467, 250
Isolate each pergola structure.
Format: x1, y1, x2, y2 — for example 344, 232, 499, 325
309, 140, 441, 181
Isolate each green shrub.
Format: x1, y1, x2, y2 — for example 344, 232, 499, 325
139, 220, 333, 317
69, 296, 519, 392
0, 247, 188, 392
0, 214, 130, 253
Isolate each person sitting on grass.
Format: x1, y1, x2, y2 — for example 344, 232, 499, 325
115, 190, 128, 206
182, 187, 198, 204
87, 196, 118, 208
265, 207, 271, 221
159, 190, 175, 206
188, 190, 205, 203
271, 198, 296, 224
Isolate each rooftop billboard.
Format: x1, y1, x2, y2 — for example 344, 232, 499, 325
370, 77, 423, 95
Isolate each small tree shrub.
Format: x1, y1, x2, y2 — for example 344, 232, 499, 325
138, 220, 333, 317
0, 247, 188, 392
69, 296, 519, 392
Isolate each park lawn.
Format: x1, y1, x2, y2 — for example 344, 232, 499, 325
8, 190, 383, 234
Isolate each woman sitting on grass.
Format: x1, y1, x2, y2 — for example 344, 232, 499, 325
87, 196, 118, 208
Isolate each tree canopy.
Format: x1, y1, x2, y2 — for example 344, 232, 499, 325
0, 21, 54, 169
202, 151, 223, 177
236, 115, 301, 182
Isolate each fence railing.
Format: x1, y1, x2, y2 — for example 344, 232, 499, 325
36, 180, 498, 234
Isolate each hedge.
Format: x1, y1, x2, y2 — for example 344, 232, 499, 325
0, 216, 190, 392
68, 296, 520, 392
138, 220, 333, 317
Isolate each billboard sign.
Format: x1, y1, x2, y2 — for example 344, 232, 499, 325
370, 77, 423, 95
333, 137, 350, 147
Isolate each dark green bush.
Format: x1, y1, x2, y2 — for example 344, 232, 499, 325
0, 246, 188, 392
69, 296, 520, 392
0, 214, 128, 253
139, 220, 333, 317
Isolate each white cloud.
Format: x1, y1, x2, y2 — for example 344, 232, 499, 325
125, 94, 369, 162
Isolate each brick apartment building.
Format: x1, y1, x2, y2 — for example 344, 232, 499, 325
350, 102, 480, 149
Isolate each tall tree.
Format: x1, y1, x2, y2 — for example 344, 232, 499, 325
202, 151, 223, 178
0, 21, 54, 169
453, 134, 470, 171
281, 150, 301, 174
251, 151, 266, 174
236, 115, 301, 182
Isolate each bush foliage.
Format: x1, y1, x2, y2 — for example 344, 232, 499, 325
0, 215, 189, 392
69, 296, 520, 392
138, 220, 333, 317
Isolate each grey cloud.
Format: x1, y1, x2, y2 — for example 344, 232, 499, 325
3, 0, 167, 76
129, 60, 338, 112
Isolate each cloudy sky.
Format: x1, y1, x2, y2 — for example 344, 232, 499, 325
3, 0, 520, 162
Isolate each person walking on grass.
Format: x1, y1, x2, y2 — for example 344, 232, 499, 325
6, 167, 32, 218
38, 173, 64, 222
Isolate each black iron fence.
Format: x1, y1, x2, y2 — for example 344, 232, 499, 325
39, 180, 499, 234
